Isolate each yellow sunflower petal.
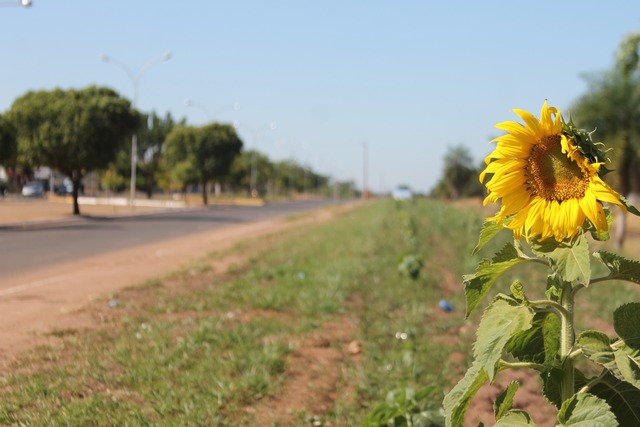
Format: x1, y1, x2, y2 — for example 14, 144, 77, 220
578, 189, 607, 232
495, 120, 535, 138
513, 108, 542, 137
589, 178, 624, 208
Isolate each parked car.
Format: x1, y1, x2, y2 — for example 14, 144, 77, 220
22, 181, 44, 197
391, 186, 413, 201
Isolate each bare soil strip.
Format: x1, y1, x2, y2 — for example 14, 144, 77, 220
0, 203, 357, 372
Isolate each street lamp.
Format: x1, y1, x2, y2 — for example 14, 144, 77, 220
101, 52, 172, 205
0, 0, 31, 7
184, 99, 240, 123
184, 99, 211, 121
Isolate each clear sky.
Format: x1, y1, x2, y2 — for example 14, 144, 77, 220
1, 1, 639, 194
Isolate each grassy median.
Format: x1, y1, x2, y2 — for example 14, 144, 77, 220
0, 198, 635, 426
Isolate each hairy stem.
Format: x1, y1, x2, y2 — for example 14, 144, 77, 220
498, 359, 545, 372
560, 281, 575, 402
529, 299, 570, 318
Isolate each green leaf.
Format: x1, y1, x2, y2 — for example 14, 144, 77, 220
542, 368, 589, 409
472, 219, 504, 255
577, 327, 640, 389
494, 410, 536, 426
594, 252, 640, 285
506, 311, 560, 364
443, 362, 489, 427
474, 294, 535, 380
614, 303, 640, 347
494, 382, 519, 420
556, 393, 618, 426
464, 243, 532, 317
620, 195, 640, 216
531, 233, 591, 285
510, 280, 528, 304
576, 330, 612, 355
590, 371, 640, 426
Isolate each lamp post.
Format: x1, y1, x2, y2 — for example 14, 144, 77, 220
0, 0, 31, 7
101, 52, 172, 205
362, 141, 369, 199
184, 99, 240, 123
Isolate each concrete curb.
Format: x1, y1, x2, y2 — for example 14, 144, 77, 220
0, 206, 203, 231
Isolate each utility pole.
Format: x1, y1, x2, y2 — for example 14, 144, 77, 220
362, 141, 369, 199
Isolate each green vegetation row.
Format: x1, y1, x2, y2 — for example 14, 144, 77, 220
0, 86, 348, 216
0, 199, 483, 426
1, 199, 635, 425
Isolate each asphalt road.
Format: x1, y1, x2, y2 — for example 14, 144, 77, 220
0, 199, 336, 280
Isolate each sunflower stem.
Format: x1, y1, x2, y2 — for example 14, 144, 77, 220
560, 281, 575, 403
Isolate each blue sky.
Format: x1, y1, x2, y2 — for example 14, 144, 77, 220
2, 1, 639, 193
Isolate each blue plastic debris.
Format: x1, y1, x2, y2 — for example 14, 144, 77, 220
439, 299, 454, 312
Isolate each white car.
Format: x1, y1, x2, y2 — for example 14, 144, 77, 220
392, 186, 413, 201
22, 181, 44, 197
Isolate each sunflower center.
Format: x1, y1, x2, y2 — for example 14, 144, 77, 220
526, 135, 590, 201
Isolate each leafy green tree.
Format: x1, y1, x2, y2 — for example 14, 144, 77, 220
227, 149, 274, 195
571, 32, 640, 247
432, 144, 483, 199
137, 111, 183, 198
0, 114, 16, 168
6, 86, 139, 214
163, 123, 243, 204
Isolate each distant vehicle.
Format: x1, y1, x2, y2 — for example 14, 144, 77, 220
55, 178, 74, 195
392, 186, 413, 201
22, 181, 44, 197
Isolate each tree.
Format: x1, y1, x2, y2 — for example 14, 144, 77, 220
163, 123, 243, 205
570, 32, 640, 247
136, 111, 183, 199
0, 114, 16, 167
6, 86, 139, 215
432, 144, 483, 199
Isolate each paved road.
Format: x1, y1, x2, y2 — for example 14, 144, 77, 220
0, 199, 335, 280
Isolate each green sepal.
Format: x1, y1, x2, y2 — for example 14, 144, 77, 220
463, 243, 533, 317
494, 382, 519, 421
474, 294, 535, 381
556, 392, 618, 426
590, 371, 640, 426
593, 252, 640, 285
620, 195, 640, 216
494, 410, 536, 426
472, 219, 504, 255
562, 117, 609, 165
531, 233, 591, 286
506, 310, 560, 365
443, 361, 489, 427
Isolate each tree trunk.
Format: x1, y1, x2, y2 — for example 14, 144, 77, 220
201, 178, 208, 205
146, 172, 154, 199
615, 137, 635, 249
71, 171, 81, 216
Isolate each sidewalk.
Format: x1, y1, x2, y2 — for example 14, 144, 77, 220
0, 196, 179, 228
0, 194, 267, 228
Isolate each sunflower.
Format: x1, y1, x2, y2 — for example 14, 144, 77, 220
480, 101, 625, 242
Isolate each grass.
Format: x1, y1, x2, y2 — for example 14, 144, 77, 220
0, 198, 638, 426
